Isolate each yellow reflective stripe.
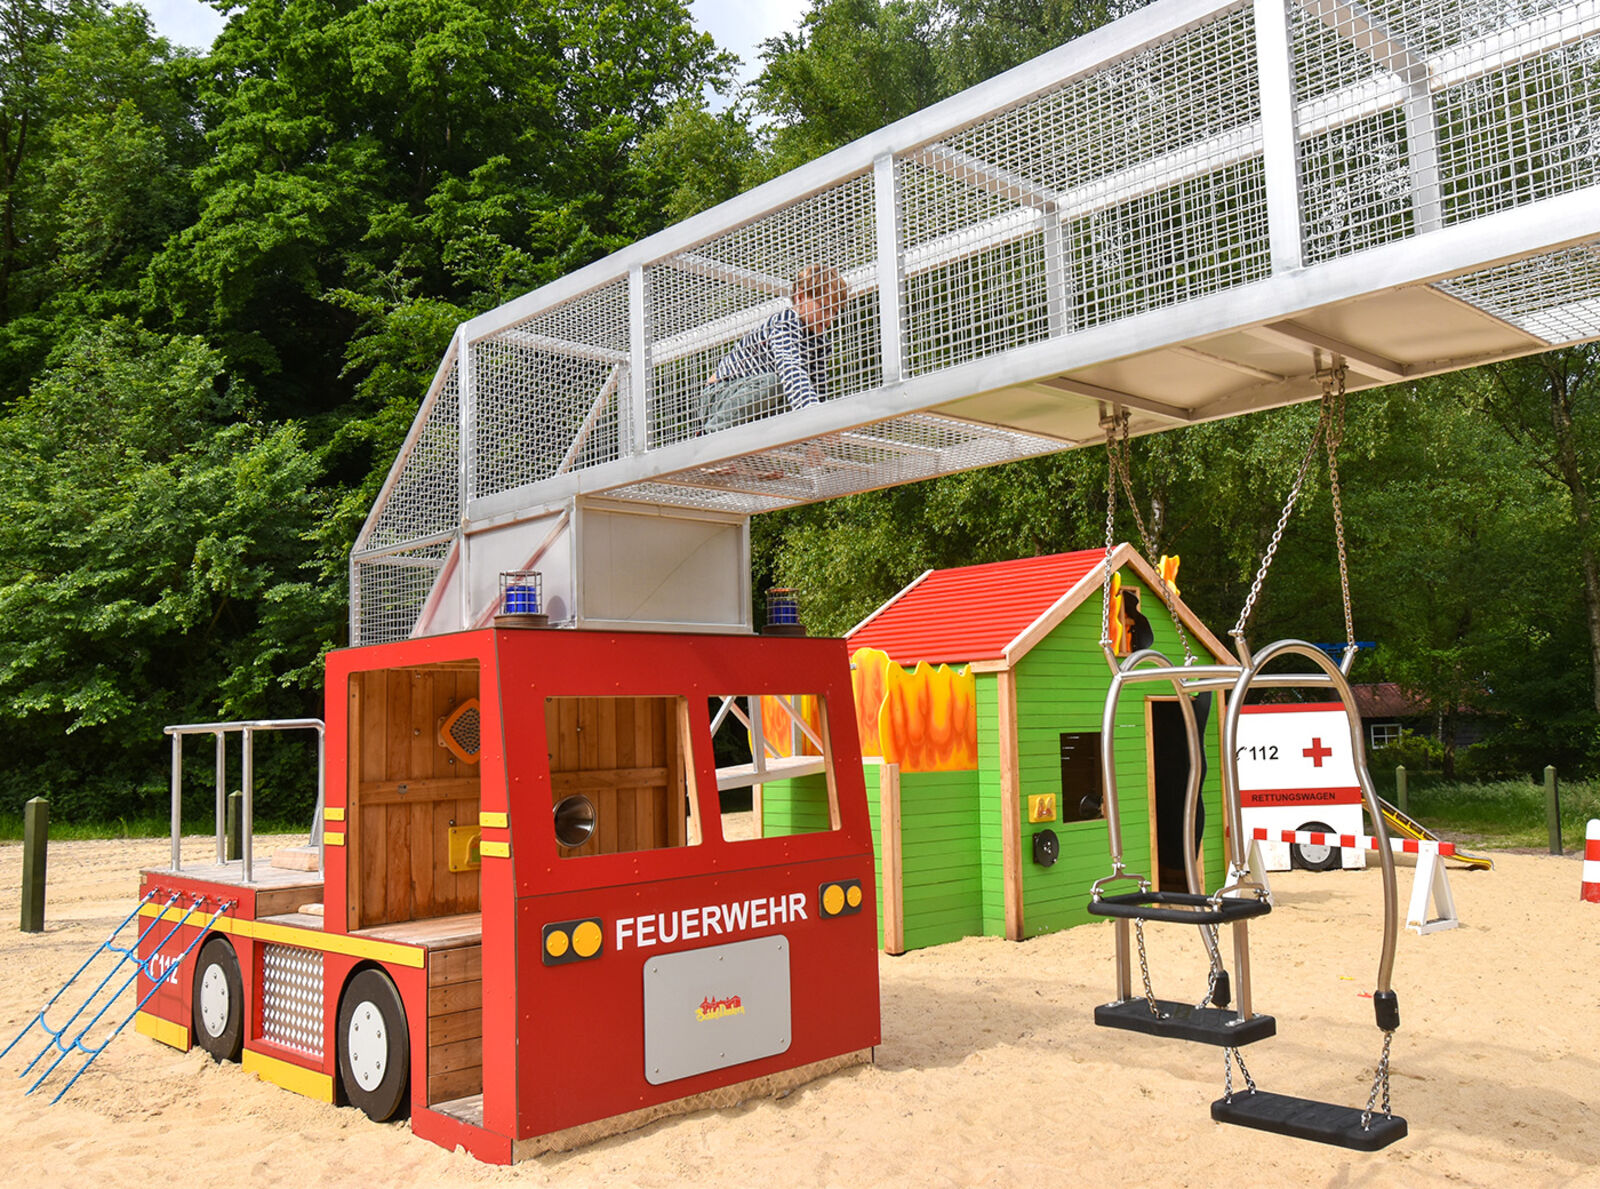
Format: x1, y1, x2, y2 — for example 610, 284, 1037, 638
480, 840, 511, 859
322, 831, 345, 847
135, 1011, 188, 1051
323, 807, 345, 822
243, 1049, 334, 1103
478, 811, 508, 829
139, 905, 425, 968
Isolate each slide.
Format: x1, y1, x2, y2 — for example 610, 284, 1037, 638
1373, 795, 1495, 870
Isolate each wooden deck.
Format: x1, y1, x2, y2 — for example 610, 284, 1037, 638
354, 912, 482, 950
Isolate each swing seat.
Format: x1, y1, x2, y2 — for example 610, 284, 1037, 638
1095, 999, 1276, 1046
1211, 1090, 1407, 1151
1088, 890, 1271, 926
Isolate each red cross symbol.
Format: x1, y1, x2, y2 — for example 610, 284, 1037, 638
1303, 737, 1333, 767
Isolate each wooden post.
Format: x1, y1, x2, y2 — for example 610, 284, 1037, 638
880, 763, 904, 955
1546, 765, 1562, 856
1395, 765, 1408, 816
20, 797, 47, 933
997, 669, 1024, 941
226, 790, 242, 861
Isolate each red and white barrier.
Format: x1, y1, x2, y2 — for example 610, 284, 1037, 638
1250, 827, 1457, 858
1582, 820, 1600, 904
1249, 828, 1460, 934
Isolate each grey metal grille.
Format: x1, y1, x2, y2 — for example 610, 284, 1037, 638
354, 541, 450, 647
1435, 237, 1600, 342
363, 357, 460, 554
1292, 0, 1600, 263
261, 944, 324, 1059
606, 415, 1066, 516
472, 280, 630, 501
647, 173, 880, 449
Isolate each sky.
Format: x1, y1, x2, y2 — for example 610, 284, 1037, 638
131, 0, 811, 92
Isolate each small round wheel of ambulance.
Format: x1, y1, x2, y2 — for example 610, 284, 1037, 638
1292, 820, 1341, 872
192, 936, 243, 1062
338, 969, 409, 1122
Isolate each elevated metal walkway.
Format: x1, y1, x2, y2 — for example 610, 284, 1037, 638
352, 0, 1600, 644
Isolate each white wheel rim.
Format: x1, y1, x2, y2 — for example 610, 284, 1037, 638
1300, 842, 1334, 867
200, 965, 230, 1039
347, 1001, 388, 1092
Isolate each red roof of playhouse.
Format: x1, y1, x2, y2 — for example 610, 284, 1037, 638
847, 550, 1104, 665
846, 546, 1233, 667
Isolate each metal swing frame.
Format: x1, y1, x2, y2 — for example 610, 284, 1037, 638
1086, 367, 1408, 1149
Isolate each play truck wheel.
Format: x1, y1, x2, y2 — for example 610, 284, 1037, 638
338, 969, 409, 1122
1292, 820, 1341, 872
192, 936, 243, 1062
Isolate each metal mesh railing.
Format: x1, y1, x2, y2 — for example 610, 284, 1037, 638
351, 0, 1600, 644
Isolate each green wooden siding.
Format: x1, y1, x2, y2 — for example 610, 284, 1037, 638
895, 768, 983, 951
759, 773, 835, 837
1012, 569, 1229, 938
976, 673, 1005, 936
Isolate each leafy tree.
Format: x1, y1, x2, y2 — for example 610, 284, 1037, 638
0, 321, 330, 819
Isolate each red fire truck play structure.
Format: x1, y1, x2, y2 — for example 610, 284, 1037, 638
132, 628, 880, 1163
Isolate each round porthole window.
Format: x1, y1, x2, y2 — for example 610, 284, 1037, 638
553, 794, 597, 848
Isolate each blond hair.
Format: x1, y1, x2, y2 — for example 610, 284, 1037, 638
794, 264, 847, 305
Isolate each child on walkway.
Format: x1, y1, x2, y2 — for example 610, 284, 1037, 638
697, 265, 848, 435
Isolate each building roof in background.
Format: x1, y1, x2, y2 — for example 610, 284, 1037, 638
1352, 683, 1432, 719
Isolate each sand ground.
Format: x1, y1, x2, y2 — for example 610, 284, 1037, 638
0, 834, 1595, 1188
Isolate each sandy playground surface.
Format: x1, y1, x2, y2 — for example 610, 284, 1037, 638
0, 834, 1595, 1188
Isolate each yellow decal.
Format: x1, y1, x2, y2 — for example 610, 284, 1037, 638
696, 995, 745, 1021
480, 840, 511, 859
878, 661, 978, 772
322, 831, 345, 847
478, 811, 509, 829
323, 807, 345, 822
1028, 794, 1057, 823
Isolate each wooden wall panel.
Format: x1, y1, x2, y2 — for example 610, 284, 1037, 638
350, 666, 482, 929
546, 696, 684, 860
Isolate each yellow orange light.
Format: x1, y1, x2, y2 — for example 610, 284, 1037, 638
823, 884, 846, 916
846, 884, 863, 909
572, 920, 603, 958
545, 929, 570, 959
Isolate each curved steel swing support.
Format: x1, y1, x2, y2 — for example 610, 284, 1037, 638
1219, 640, 1401, 1002
1087, 638, 1401, 1037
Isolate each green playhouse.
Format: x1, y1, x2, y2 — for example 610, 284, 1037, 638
761, 545, 1238, 953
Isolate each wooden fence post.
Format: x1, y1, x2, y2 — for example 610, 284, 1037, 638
21, 797, 48, 933
1546, 766, 1562, 855
1395, 765, 1407, 816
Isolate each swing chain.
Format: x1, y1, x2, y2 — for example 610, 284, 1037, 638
1322, 365, 1356, 654
1102, 411, 1196, 664
1230, 388, 1333, 641
1196, 923, 1222, 1010
1361, 1029, 1395, 1129
1223, 1045, 1256, 1101
1133, 916, 1163, 1018
1100, 415, 1120, 651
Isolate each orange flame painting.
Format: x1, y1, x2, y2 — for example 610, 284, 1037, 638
877, 660, 978, 772
850, 648, 892, 759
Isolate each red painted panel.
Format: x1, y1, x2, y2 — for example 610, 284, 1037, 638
512, 854, 880, 1139
847, 550, 1104, 664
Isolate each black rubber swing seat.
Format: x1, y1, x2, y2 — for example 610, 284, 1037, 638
1087, 889, 1271, 926
1094, 998, 1277, 1046
1211, 1090, 1408, 1151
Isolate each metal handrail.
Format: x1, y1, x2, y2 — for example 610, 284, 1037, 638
164, 718, 326, 885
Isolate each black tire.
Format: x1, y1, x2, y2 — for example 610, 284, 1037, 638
1291, 820, 1342, 872
338, 968, 410, 1122
192, 936, 244, 1062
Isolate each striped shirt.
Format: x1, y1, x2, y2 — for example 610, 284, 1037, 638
712, 308, 831, 409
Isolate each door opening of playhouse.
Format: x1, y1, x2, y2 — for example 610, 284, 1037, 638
1149, 694, 1212, 893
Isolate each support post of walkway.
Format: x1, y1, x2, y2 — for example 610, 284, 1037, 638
873, 154, 905, 387
1253, 0, 1304, 275
20, 797, 47, 933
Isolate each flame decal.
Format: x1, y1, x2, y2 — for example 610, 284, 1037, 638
850, 648, 892, 759
757, 695, 823, 758
878, 660, 977, 772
